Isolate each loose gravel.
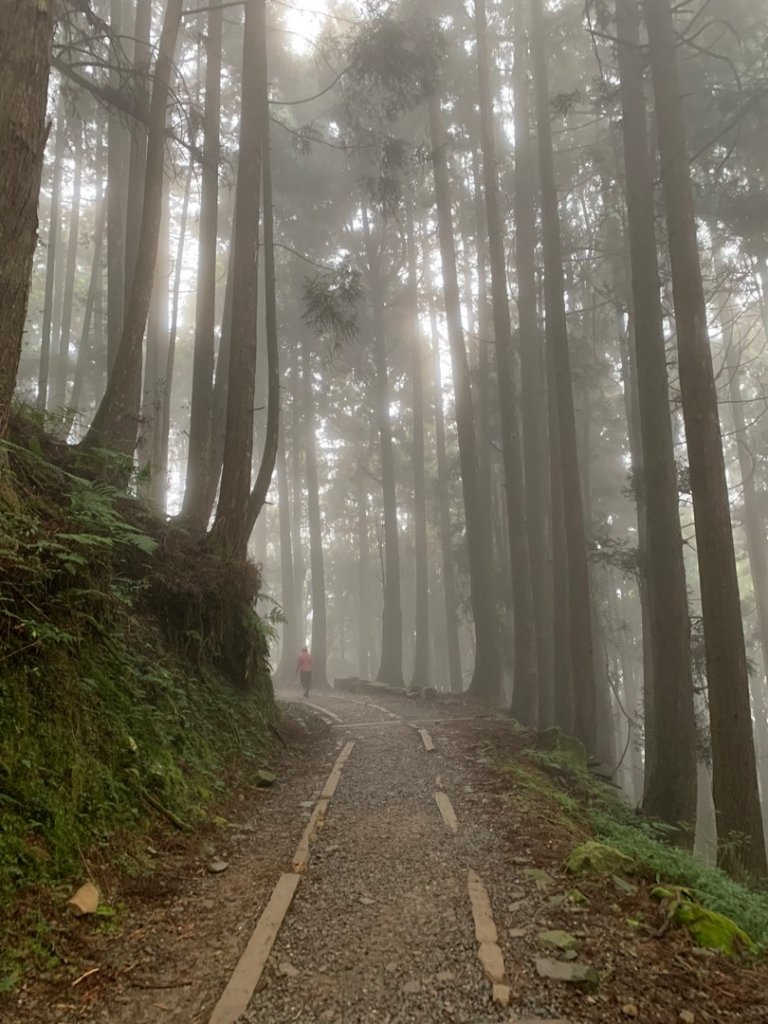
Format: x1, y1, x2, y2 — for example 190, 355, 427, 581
242, 704, 508, 1024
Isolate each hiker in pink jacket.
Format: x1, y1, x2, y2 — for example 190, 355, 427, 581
296, 646, 314, 697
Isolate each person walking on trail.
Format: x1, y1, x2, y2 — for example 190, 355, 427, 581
296, 646, 314, 697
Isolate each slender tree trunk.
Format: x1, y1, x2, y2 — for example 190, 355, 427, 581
156, 166, 192, 510
85, 0, 183, 455
724, 326, 768, 842
356, 466, 372, 680
466, 130, 493, 520
125, 0, 151, 306
362, 206, 404, 687
37, 94, 65, 413
422, 220, 463, 693
245, 79, 279, 533
290, 346, 306, 646
50, 114, 83, 417
475, 0, 538, 724
203, 208, 236, 521
68, 192, 106, 432
210, 0, 266, 557
405, 213, 430, 690
138, 181, 169, 502
616, 0, 697, 834
645, 0, 766, 875
728, 362, 768, 697
301, 333, 328, 687
531, 0, 596, 746
429, 88, 501, 702
0, 0, 54, 436
275, 436, 297, 679
513, 3, 552, 727
107, 0, 128, 374
183, 1, 222, 528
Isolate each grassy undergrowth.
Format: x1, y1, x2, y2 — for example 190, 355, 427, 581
515, 744, 768, 947
0, 418, 276, 985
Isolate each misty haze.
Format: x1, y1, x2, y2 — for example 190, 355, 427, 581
1, 0, 768, 1021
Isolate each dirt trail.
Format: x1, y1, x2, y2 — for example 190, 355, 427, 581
8, 687, 767, 1024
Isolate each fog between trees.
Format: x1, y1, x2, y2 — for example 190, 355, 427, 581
2, 0, 768, 877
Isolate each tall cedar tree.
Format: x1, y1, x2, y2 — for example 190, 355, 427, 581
474, 0, 538, 724
615, 0, 697, 833
645, 0, 767, 876
428, 87, 502, 701
362, 206, 405, 687
406, 211, 430, 690
512, 2, 554, 726
0, 0, 54, 436
530, 0, 596, 747
84, 0, 184, 455
210, 0, 267, 558
183, 1, 223, 530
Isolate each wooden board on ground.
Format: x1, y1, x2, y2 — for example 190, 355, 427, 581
208, 872, 301, 1024
434, 791, 459, 833
467, 869, 507, 989
419, 728, 435, 751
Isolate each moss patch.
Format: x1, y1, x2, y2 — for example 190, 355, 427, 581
565, 841, 636, 877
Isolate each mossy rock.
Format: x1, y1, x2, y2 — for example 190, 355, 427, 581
672, 901, 754, 956
565, 841, 635, 877
538, 728, 587, 768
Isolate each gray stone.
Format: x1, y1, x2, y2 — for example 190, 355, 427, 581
535, 957, 599, 988
537, 929, 578, 951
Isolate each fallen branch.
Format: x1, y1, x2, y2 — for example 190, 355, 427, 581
140, 788, 192, 832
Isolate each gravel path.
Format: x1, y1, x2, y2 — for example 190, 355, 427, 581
15, 686, 763, 1024
244, 694, 507, 1024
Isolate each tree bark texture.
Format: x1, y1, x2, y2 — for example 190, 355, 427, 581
210, 0, 266, 558
428, 88, 501, 702
406, 212, 430, 690
183, 0, 223, 529
645, 0, 767, 876
362, 207, 404, 688
616, 0, 697, 834
301, 333, 328, 687
475, 0, 538, 725
0, 0, 54, 436
37, 93, 65, 413
512, 2, 553, 727
422, 220, 463, 693
531, 0, 596, 746
84, 0, 183, 456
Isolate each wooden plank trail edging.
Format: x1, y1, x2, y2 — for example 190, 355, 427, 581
467, 869, 510, 1007
294, 741, 355, 871
292, 797, 329, 873
209, 741, 356, 1023
208, 872, 301, 1024
419, 728, 435, 752
300, 700, 343, 723
434, 791, 459, 833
